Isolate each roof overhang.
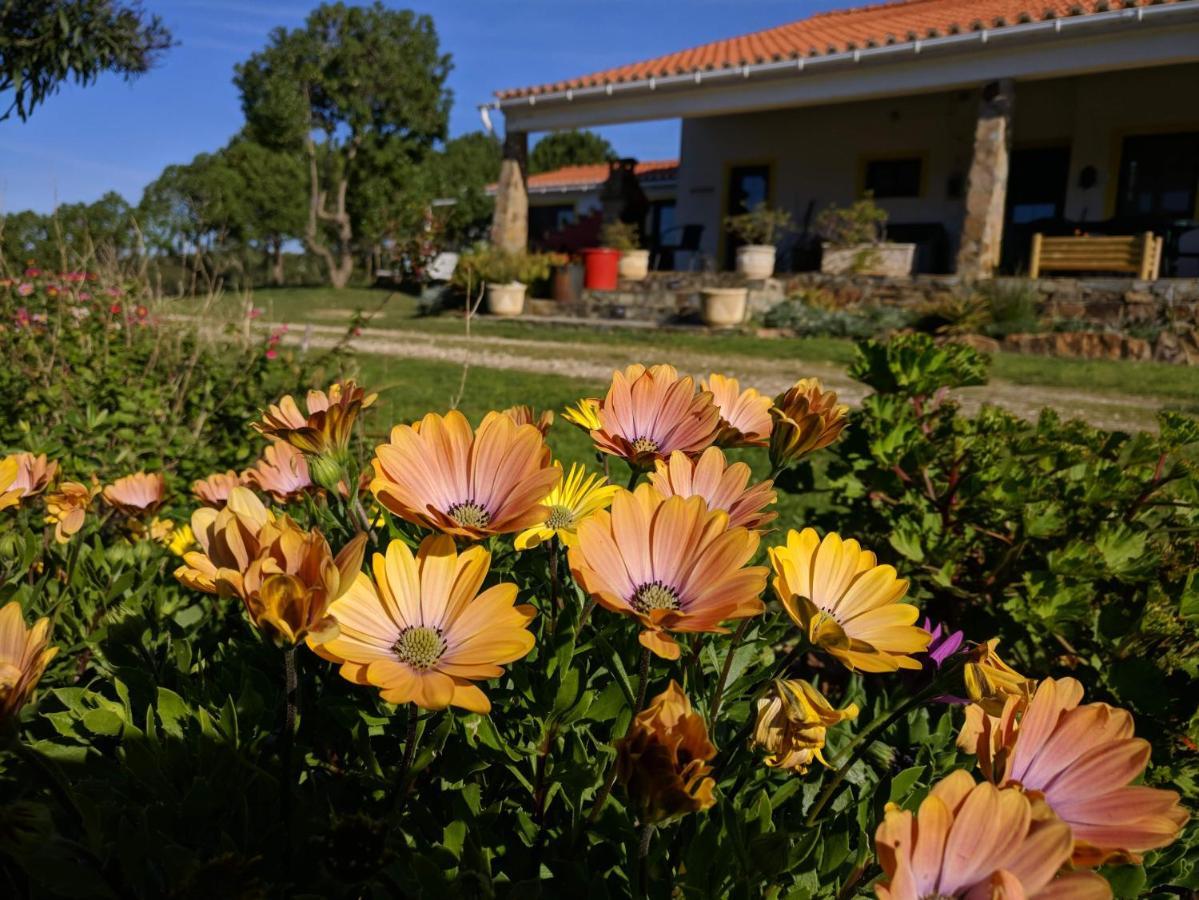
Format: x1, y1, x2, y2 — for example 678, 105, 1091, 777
491, 3, 1199, 132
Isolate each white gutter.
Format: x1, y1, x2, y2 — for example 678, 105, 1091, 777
488, 2, 1198, 111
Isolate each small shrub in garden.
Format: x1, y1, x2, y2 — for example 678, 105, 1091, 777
723, 202, 794, 247
763, 297, 915, 337
600, 220, 642, 251
1, 317, 1196, 896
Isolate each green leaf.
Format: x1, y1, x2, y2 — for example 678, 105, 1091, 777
888, 765, 925, 803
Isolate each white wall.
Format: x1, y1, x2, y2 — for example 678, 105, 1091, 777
674, 61, 1199, 270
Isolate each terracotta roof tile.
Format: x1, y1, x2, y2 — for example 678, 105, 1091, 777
497, 0, 1185, 99
487, 159, 678, 193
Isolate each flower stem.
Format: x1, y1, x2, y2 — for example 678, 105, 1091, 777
708, 619, 749, 727
281, 646, 298, 871
586, 647, 653, 827
397, 706, 420, 796
803, 657, 967, 828
626, 465, 641, 491
637, 821, 655, 896
548, 536, 561, 631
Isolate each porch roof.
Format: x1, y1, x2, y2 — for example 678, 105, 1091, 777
496, 0, 1188, 100
486, 159, 678, 196
491, 0, 1199, 133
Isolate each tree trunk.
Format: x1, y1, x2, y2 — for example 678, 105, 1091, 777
303, 134, 356, 289
270, 238, 285, 286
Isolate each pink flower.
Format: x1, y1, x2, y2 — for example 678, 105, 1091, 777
78, 291, 91, 301
109, 303, 122, 315
265, 349, 278, 360
17, 283, 33, 297
248, 307, 263, 319
23, 267, 40, 277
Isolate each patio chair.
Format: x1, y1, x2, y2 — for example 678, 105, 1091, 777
652, 224, 704, 271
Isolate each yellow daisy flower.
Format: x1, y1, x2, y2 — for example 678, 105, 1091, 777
515, 463, 619, 551
561, 397, 602, 433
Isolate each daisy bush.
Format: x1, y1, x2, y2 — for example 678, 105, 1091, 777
0, 313, 1196, 896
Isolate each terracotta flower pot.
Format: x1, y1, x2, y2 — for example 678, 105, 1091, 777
485, 282, 527, 317
618, 249, 650, 281
701, 287, 748, 327
735, 244, 776, 280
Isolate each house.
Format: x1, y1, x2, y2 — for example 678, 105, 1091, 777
486, 0, 1199, 277
487, 159, 678, 250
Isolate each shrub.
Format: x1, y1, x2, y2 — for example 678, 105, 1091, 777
763, 297, 916, 337
812, 192, 888, 248
453, 245, 556, 287
723, 202, 794, 246
977, 279, 1043, 338
600, 220, 641, 251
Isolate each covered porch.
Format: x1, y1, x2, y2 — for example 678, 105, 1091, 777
488, 1, 1199, 280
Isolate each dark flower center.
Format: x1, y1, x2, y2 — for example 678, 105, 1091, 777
448, 501, 491, 529
632, 580, 681, 614
631, 436, 660, 455
545, 504, 575, 530
393, 626, 447, 670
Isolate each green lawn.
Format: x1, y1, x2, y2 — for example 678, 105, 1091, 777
234, 285, 1199, 405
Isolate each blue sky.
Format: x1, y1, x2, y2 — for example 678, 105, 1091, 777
0, 0, 851, 213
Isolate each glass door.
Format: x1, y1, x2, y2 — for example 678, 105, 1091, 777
724, 164, 770, 269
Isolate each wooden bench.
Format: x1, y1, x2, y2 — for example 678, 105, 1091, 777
1029, 232, 1163, 280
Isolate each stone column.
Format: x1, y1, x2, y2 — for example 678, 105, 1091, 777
955, 79, 1014, 279
490, 129, 528, 253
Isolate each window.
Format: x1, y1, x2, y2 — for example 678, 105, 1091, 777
724, 164, 771, 268
529, 204, 575, 240
864, 157, 923, 198
1116, 132, 1199, 219
648, 200, 676, 244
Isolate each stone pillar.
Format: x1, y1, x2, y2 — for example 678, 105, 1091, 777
956, 79, 1014, 279
490, 129, 528, 252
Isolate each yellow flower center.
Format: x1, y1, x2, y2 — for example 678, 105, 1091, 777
631, 436, 660, 455
632, 580, 681, 614
544, 504, 575, 530
393, 626, 447, 670
448, 501, 491, 529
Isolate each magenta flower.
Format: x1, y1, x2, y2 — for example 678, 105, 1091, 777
922, 617, 965, 669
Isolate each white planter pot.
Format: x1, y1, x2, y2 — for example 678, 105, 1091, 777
701, 287, 748, 327
485, 282, 526, 317
618, 249, 650, 281
735, 244, 776, 280
821, 242, 917, 276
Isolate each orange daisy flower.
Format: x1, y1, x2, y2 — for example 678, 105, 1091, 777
310, 535, 535, 713
702, 373, 773, 446
649, 447, 777, 531
192, 471, 242, 508
875, 769, 1111, 900
0, 601, 58, 723
370, 410, 559, 540
770, 528, 929, 673
242, 440, 313, 503
102, 472, 166, 517
0, 452, 57, 510
502, 404, 554, 436
959, 676, 1188, 867
768, 378, 848, 472
174, 486, 274, 598
44, 481, 97, 543
590, 364, 721, 467
569, 484, 766, 660
252, 379, 376, 458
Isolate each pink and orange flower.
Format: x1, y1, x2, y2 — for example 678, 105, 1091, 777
0, 453, 58, 510
702, 373, 773, 447
958, 676, 1188, 866
569, 484, 766, 660
370, 410, 559, 540
589, 365, 721, 467
102, 472, 166, 517
242, 440, 313, 503
649, 447, 777, 531
192, 471, 242, 508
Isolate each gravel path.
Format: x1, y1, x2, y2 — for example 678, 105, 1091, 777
252, 320, 1163, 432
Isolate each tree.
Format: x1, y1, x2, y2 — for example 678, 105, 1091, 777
235, 2, 451, 288
529, 129, 616, 175
429, 132, 502, 243
221, 136, 306, 285
0, 0, 172, 121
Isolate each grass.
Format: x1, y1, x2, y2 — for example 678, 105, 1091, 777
232, 285, 1199, 405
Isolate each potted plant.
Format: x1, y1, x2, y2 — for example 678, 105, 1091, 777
814, 192, 916, 276
454, 247, 553, 317
601, 221, 650, 282
724, 202, 794, 279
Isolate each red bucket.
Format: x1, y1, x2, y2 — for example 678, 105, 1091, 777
582, 247, 620, 291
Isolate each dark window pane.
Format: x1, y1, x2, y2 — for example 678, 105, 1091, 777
865, 158, 923, 198
1116, 132, 1199, 220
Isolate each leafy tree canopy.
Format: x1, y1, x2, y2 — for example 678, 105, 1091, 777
529, 129, 616, 175
0, 0, 172, 121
